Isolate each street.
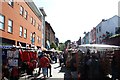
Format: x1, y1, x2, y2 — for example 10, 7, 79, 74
19, 61, 65, 80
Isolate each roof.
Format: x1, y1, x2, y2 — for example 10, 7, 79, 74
45, 21, 55, 34
110, 34, 120, 38
25, 0, 42, 20
39, 7, 47, 16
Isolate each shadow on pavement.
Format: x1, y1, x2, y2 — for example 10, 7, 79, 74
54, 66, 61, 69
59, 66, 66, 72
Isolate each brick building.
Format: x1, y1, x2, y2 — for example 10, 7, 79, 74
45, 21, 55, 49
90, 27, 96, 44
0, 0, 43, 47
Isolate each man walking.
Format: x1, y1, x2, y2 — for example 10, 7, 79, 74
39, 53, 50, 79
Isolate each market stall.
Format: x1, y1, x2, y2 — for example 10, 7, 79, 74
78, 44, 120, 79
1, 46, 39, 80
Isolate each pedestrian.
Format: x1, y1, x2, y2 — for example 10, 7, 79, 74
54, 52, 58, 63
39, 53, 50, 79
37, 47, 43, 59
63, 51, 67, 66
46, 54, 52, 77
58, 53, 63, 66
70, 53, 78, 80
37, 47, 43, 75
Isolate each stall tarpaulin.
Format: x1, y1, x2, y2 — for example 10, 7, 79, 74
79, 44, 120, 51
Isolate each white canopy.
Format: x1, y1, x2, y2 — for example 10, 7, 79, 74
79, 44, 120, 51
49, 48, 56, 52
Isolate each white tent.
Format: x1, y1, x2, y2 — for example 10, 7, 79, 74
49, 48, 56, 52
79, 44, 120, 51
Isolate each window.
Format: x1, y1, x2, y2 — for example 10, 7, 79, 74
8, 0, 13, 7
33, 33, 35, 44
30, 32, 35, 44
19, 26, 23, 37
24, 10, 28, 19
99, 26, 101, 32
30, 17, 33, 24
30, 32, 32, 41
20, 6, 24, 16
36, 23, 39, 29
24, 28, 27, 38
37, 36, 40, 43
97, 38, 98, 43
38, 24, 41, 31
8, 19, 13, 33
0, 14, 5, 30
97, 28, 98, 33
37, 24, 39, 30
33, 19, 36, 26
37, 36, 39, 43
39, 37, 41, 43
115, 27, 120, 34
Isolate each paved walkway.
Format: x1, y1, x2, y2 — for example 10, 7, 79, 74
19, 62, 65, 80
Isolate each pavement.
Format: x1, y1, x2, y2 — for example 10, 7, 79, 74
19, 62, 65, 80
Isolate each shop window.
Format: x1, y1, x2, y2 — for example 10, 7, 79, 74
19, 26, 23, 37
8, 19, 13, 33
20, 6, 24, 16
0, 14, 5, 30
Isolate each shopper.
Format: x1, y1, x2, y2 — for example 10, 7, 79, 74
58, 53, 63, 66
37, 47, 43, 75
39, 53, 50, 79
46, 54, 52, 77
70, 53, 78, 80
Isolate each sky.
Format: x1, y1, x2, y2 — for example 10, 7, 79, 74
33, 0, 120, 43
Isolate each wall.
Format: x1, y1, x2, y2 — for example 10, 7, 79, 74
0, 0, 42, 47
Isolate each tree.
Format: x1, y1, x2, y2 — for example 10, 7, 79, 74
59, 43, 65, 51
64, 40, 71, 48
50, 42, 57, 49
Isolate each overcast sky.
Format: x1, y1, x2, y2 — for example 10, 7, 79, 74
33, 0, 119, 43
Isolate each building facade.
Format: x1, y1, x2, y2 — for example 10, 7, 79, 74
0, 0, 43, 47
96, 15, 119, 44
45, 21, 55, 49
81, 15, 119, 45
82, 32, 90, 44
85, 32, 90, 44
39, 7, 47, 47
90, 27, 96, 44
